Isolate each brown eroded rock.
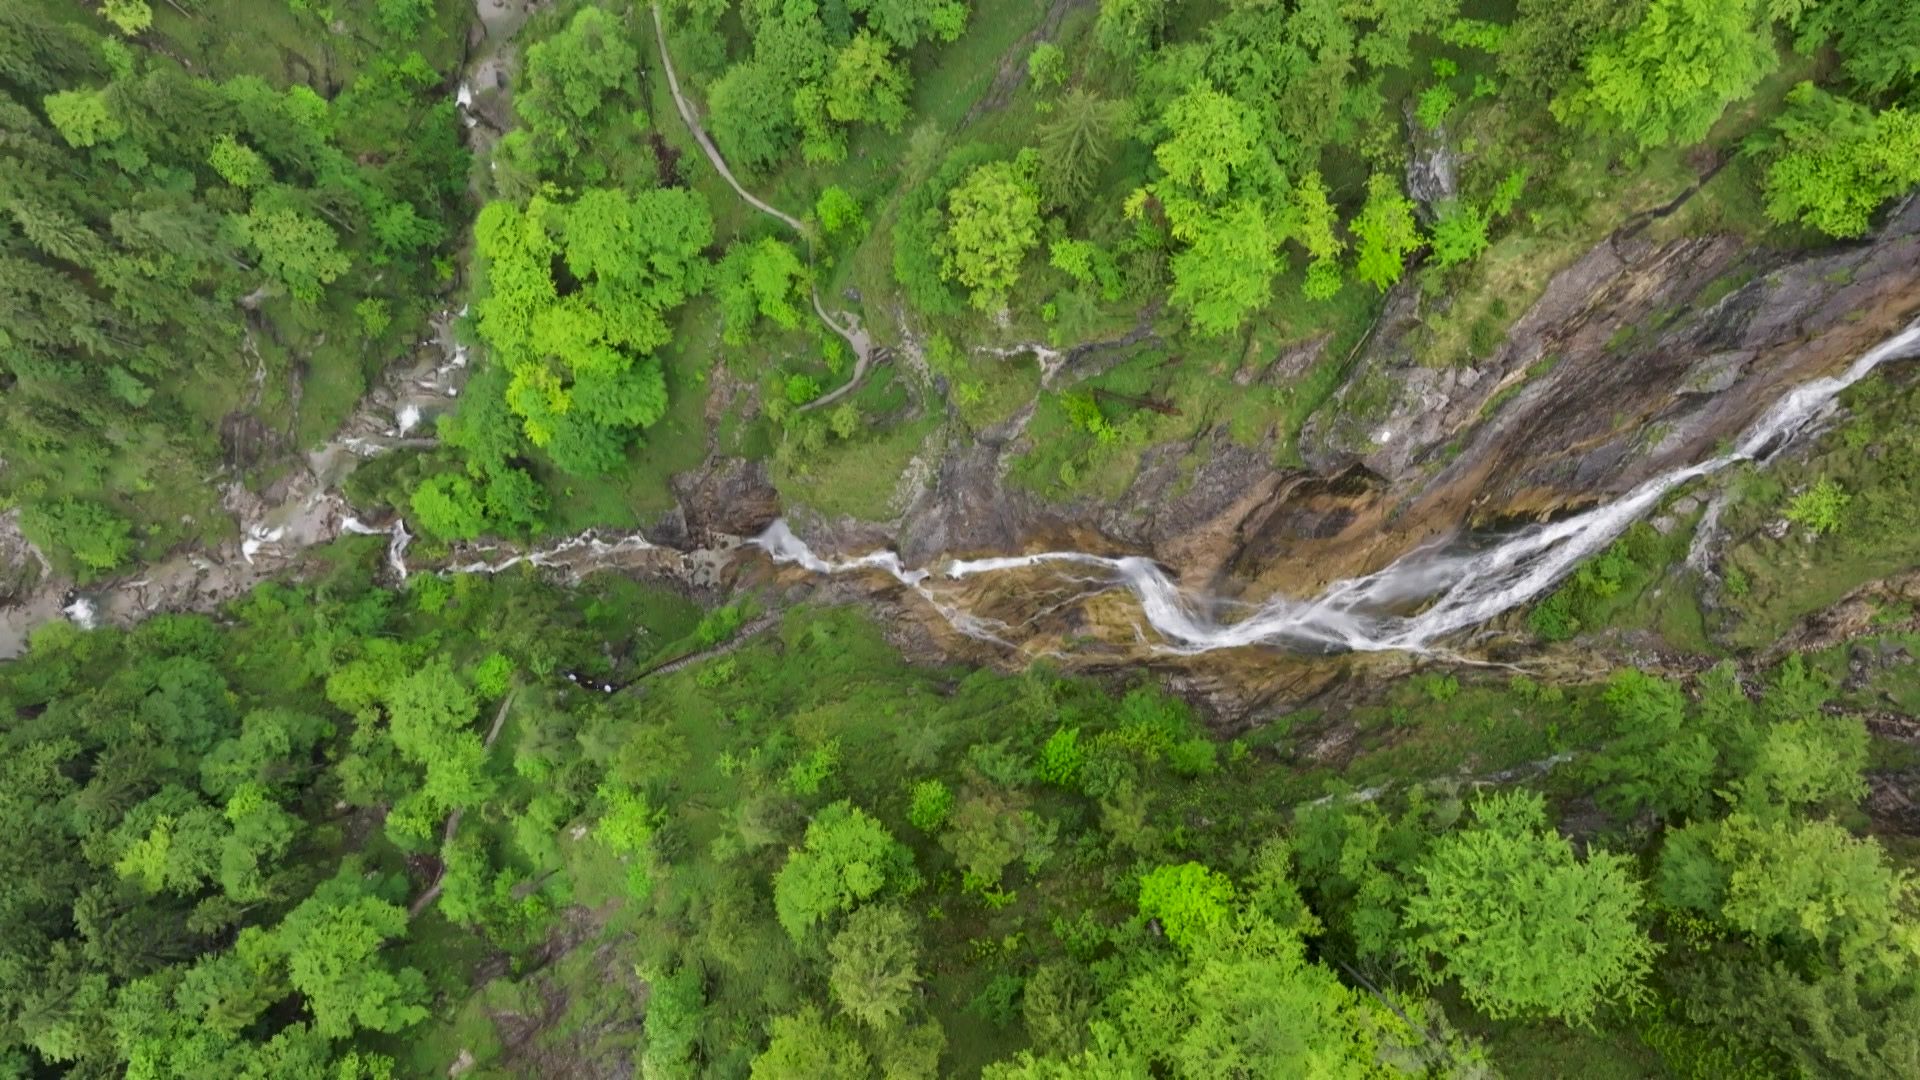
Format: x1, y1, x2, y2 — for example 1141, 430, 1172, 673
668, 457, 781, 544
728, 202, 1920, 693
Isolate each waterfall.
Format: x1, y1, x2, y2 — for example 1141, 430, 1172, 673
752, 321, 1920, 655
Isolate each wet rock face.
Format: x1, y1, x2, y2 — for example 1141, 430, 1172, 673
1283, 200, 1920, 559
1222, 466, 1384, 585
1511, 201, 1920, 500
736, 199, 1920, 710
786, 200, 1919, 593
1765, 568, 1920, 660
669, 458, 781, 543
1866, 769, 1920, 835
219, 413, 281, 470
890, 409, 1051, 565
1100, 428, 1280, 551
0, 511, 46, 606
1403, 102, 1459, 221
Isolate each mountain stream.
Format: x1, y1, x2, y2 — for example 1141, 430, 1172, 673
751, 321, 1920, 656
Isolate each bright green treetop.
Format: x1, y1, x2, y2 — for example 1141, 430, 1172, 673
1408, 790, 1657, 1023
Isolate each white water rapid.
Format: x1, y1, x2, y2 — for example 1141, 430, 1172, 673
753, 321, 1920, 656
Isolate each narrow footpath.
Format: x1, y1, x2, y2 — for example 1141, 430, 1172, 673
648, 3, 879, 413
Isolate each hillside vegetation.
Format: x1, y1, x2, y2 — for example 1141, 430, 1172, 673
2, 1, 1919, 1078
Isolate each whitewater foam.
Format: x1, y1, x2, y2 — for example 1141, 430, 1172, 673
749, 321, 1920, 655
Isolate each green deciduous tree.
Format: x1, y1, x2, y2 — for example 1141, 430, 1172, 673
751, 1005, 872, 1079
1753, 83, 1920, 238
1027, 42, 1066, 94
825, 31, 911, 134
370, 200, 444, 261
199, 708, 331, 799
1585, 668, 1718, 820
715, 237, 809, 344
471, 188, 711, 470
940, 789, 1056, 893
815, 185, 864, 236
709, 61, 799, 173
1658, 813, 1917, 983
1165, 199, 1285, 336
409, 474, 488, 541
850, 0, 968, 49
1555, 0, 1777, 151
1095, 0, 1171, 60
1500, 0, 1647, 97
991, 870, 1409, 1078
209, 134, 269, 188
1740, 713, 1864, 806
101, 0, 153, 37
218, 782, 301, 902
112, 787, 225, 895
1352, 0, 1462, 71
941, 156, 1043, 310
43, 89, 122, 148
235, 205, 350, 305
384, 657, 491, 816
1151, 85, 1261, 202
1673, 952, 1920, 1080
507, 6, 639, 171
1292, 801, 1428, 962
1132, 85, 1290, 334
268, 863, 427, 1038
772, 800, 914, 942
1291, 171, 1345, 299
1136, 862, 1235, 950
1792, 0, 1920, 98
906, 778, 953, 833
19, 498, 135, 577
1408, 790, 1657, 1023
1428, 201, 1490, 268
828, 903, 923, 1028
1351, 173, 1421, 291
1118, 909, 1403, 1077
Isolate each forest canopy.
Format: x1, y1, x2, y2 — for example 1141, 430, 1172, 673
4, 0, 1920, 1077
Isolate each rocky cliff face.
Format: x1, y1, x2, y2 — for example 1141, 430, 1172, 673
773, 200, 1920, 623
696, 195, 1920, 719
1266, 199, 1920, 591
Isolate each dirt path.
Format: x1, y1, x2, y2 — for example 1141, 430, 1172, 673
620, 612, 780, 690
958, 0, 1089, 129
648, 3, 878, 409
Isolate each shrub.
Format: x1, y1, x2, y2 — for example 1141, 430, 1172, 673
1036, 727, 1086, 788
20, 498, 135, 577
470, 652, 513, 698
815, 185, 865, 236
1166, 737, 1218, 777
1418, 673, 1461, 703
1784, 477, 1849, 535
1429, 203, 1490, 268
693, 604, 746, 647
1417, 84, 1458, 129
1027, 42, 1066, 94
784, 373, 823, 405
907, 778, 954, 833
785, 739, 842, 797
1137, 862, 1235, 950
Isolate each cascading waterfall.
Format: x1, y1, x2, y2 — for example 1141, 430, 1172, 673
342, 517, 413, 581
443, 531, 658, 576
753, 321, 1920, 655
